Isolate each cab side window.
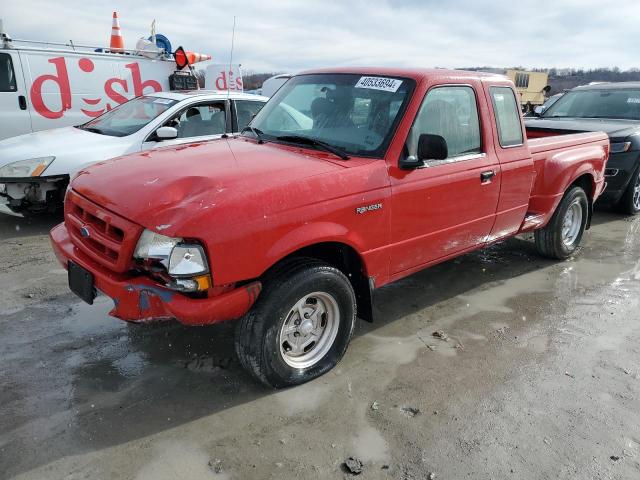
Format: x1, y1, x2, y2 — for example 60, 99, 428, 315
490, 87, 524, 147
235, 100, 265, 132
165, 102, 227, 138
0, 53, 17, 92
406, 86, 481, 160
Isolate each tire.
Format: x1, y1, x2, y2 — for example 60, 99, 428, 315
235, 259, 357, 388
617, 165, 640, 215
535, 186, 589, 260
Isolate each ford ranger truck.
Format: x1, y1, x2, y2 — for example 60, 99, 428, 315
50, 68, 609, 388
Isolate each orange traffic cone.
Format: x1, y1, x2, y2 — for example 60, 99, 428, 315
110, 12, 124, 53
185, 51, 212, 64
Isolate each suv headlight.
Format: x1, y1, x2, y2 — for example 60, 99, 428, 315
133, 229, 211, 291
610, 142, 632, 154
0, 157, 55, 177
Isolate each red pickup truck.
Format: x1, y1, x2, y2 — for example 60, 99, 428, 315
51, 68, 609, 387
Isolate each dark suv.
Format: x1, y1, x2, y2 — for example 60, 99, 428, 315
525, 82, 640, 214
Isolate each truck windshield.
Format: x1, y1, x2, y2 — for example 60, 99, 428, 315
247, 73, 415, 157
77, 96, 178, 137
543, 89, 640, 120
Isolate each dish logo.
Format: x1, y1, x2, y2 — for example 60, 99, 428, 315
210, 65, 243, 92
30, 57, 163, 119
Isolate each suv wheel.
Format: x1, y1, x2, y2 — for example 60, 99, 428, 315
235, 259, 357, 388
535, 186, 588, 259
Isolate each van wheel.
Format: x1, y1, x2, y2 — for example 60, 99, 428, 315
618, 166, 640, 215
235, 259, 357, 388
535, 186, 588, 260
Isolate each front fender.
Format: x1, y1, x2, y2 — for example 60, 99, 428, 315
265, 221, 368, 268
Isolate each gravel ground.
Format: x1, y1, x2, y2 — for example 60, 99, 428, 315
0, 210, 639, 480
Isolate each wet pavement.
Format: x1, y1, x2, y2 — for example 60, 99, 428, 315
1, 210, 639, 479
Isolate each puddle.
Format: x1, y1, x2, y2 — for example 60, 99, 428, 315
135, 440, 228, 480
524, 334, 549, 354
365, 334, 424, 365
112, 351, 148, 377
273, 379, 331, 416
61, 295, 123, 338
351, 425, 389, 463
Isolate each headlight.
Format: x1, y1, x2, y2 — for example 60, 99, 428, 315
133, 230, 182, 267
168, 244, 208, 276
610, 142, 632, 154
0, 157, 55, 177
133, 229, 211, 291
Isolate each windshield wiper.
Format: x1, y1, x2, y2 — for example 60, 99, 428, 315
275, 135, 350, 160
241, 126, 266, 144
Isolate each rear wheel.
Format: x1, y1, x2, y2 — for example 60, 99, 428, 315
535, 186, 589, 259
617, 166, 640, 215
235, 259, 357, 388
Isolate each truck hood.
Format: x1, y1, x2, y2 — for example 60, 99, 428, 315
525, 117, 640, 141
0, 127, 132, 176
71, 137, 349, 233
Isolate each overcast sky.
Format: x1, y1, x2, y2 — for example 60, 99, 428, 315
3, 0, 640, 72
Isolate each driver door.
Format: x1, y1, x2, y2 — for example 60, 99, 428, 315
388, 83, 501, 277
142, 100, 230, 149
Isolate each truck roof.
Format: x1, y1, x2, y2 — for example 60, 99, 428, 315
296, 67, 509, 84
147, 90, 269, 102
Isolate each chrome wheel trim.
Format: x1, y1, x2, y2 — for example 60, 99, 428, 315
561, 200, 583, 246
633, 173, 640, 210
278, 291, 340, 369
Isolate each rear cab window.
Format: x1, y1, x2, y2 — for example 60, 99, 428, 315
0, 53, 17, 92
489, 87, 524, 147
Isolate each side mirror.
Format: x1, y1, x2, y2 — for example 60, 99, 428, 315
155, 126, 178, 140
533, 106, 544, 117
399, 134, 448, 170
418, 134, 448, 161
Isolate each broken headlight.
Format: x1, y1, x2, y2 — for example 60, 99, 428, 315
133, 229, 211, 291
0, 157, 55, 177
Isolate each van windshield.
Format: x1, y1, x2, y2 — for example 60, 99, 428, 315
77, 96, 178, 137
246, 73, 415, 157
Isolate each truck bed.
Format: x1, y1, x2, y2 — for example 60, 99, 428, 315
527, 131, 609, 155
521, 131, 609, 231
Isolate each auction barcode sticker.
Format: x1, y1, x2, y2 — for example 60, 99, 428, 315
355, 76, 402, 92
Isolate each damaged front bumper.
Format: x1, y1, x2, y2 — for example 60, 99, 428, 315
0, 175, 69, 216
50, 223, 262, 325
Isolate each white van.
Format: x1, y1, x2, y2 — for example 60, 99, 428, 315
0, 23, 177, 140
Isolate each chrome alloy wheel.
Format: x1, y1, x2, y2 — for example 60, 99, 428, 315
633, 173, 640, 210
278, 292, 340, 369
561, 200, 583, 246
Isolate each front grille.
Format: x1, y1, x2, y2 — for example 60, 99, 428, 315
65, 190, 143, 273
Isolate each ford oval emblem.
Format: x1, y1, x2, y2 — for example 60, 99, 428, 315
80, 226, 90, 238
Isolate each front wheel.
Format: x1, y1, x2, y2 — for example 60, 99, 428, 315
235, 260, 357, 388
617, 166, 640, 215
535, 186, 589, 260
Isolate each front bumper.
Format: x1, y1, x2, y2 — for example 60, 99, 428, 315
50, 223, 261, 325
600, 151, 639, 203
0, 175, 68, 215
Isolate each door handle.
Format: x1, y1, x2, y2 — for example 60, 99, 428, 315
480, 170, 495, 183
18, 95, 27, 110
